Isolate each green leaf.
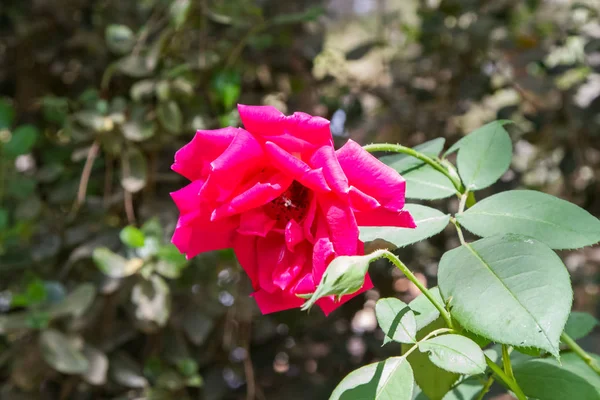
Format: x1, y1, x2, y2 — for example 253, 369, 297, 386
92, 247, 144, 278
403, 318, 459, 400
438, 234, 572, 357
403, 165, 456, 200
130, 80, 156, 101
0, 98, 15, 129
82, 345, 109, 386
444, 120, 512, 156
375, 298, 417, 344
105, 24, 135, 54
155, 244, 188, 279
131, 275, 171, 327
418, 334, 486, 375
456, 121, 512, 190
211, 70, 241, 110
457, 190, 600, 250
513, 352, 600, 400
442, 377, 484, 400
564, 311, 598, 341
117, 55, 153, 78
120, 226, 146, 248
122, 120, 156, 142
121, 146, 147, 193
157, 101, 183, 134
360, 204, 449, 249
380, 138, 446, 173
4, 124, 39, 156
39, 329, 89, 374
271, 6, 325, 25
409, 287, 444, 331
48, 283, 96, 319
329, 356, 414, 400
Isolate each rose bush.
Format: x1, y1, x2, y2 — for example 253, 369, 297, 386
170, 104, 415, 314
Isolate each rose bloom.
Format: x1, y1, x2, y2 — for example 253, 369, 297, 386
171, 105, 414, 314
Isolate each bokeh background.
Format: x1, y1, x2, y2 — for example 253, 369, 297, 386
1, 0, 600, 399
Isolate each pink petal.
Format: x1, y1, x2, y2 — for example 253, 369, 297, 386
318, 193, 360, 256
285, 111, 332, 146
336, 139, 407, 211
170, 180, 204, 214
211, 170, 293, 220
238, 208, 277, 237
348, 186, 380, 211
206, 129, 266, 202
272, 242, 309, 291
172, 215, 238, 259
355, 208, 416, 228
264, 141, 330, 192
256, 234, 286, 293
310, 145, 349, 194
302, 196, 318, 244
237, 104, 286, 136
238, 105, 332, 147
233, 234, 259, 289
172, 127, 238, 181
285, 219, 305, 252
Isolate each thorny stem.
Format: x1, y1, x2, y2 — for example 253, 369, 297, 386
475, 376, 494, 400
485, 356, 527, 400
379, 250, 453, 329
363, 143, 464, 194
561, 332, 600, 376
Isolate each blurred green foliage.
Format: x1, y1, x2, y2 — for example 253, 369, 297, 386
1, 0, 600, 399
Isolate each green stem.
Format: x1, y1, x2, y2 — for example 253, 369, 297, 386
475, 376, 494, 400
363, 143, 464, 193
403, 328, 454, 358
561, 332, 600, 376
380, 250, 453, 329
502, 345, 515, 381
485, 355, 528, 400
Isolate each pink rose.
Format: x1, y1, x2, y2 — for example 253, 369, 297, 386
171, 105, 415, 315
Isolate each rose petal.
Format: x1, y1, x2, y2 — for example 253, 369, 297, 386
284, 219, 305, 252
238, 208, 277, 237
310, 145, 349, 194
172, 127, 238, 181
172, 215, 238, 258
318, 193, 359, 256
206, 129, 266, 202
355, 208, 416, 228
211, 170, 293, 220
336, 139, 407, 211
233, 233, 259, 289
256, 234, 286, 293
170, 180, 204, 214
348, 186, 380, 211
264, 141, 330, 192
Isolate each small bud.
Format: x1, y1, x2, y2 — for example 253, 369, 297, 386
300, 250, 386, 311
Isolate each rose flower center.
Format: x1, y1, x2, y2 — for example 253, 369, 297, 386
264, 181, 310, 223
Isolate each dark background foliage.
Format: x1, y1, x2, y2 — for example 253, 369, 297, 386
1, 0, 599, 399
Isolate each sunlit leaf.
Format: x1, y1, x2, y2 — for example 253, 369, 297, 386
438, 234, 572, 357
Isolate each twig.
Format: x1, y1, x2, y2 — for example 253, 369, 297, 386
73, 140, 100, 214
124, 190, 136, 224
